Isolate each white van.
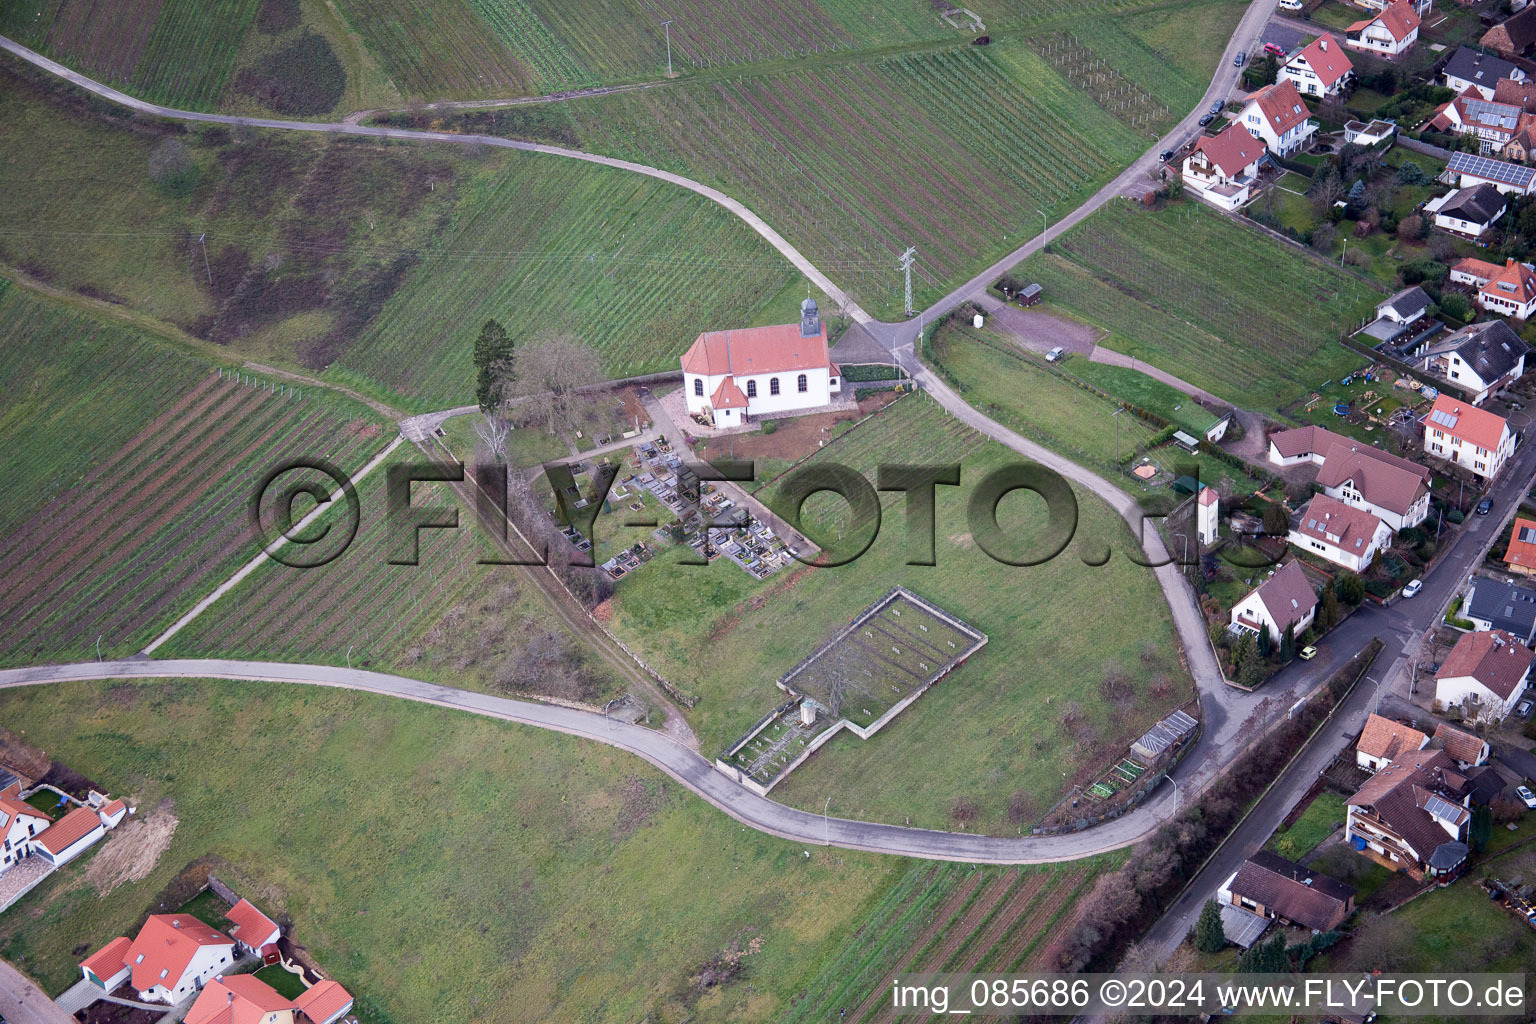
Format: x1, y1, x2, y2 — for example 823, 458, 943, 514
1278, 0, 1303, 10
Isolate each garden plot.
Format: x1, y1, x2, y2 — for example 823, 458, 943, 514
717, 588, 987, 793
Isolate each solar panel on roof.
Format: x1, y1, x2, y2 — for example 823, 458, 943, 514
1423, 794, 1463, 823
1430, 409, 1459, 428
1449, 151, 1536, 187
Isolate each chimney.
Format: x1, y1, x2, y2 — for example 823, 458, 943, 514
1320, 37, 1328, 50
172, 919, 181, 928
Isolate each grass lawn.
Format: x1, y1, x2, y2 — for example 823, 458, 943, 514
931, 321, 1262, 496
176, 888, 235, 931
605, 396, 1190, 833
1267, 790, 1346, 859
0, 678, 911, 1023
254, 965, 310, 999
1013, 199, 1379, 417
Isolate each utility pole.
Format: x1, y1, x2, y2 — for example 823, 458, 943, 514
898, 246, 917, 317
198, 233, 212, 285
589, 251, 598, 306
660, 20, 674, 77
1112, 407, 1124, 472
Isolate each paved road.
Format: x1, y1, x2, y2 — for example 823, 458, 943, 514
1129, 432, 1536, 970
0, 958, 76, 1024
0, 35, 869, 326
0, 658, 1175, 864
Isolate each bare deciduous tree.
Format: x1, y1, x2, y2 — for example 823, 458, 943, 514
475, 413, 510, 461
513, 334, 604, 434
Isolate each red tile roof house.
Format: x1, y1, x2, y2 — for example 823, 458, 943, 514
1421, 394, 1517, 480
1504, 516, 1536, 576
1281, 34, 1354, 98
680, 297, 840, 429
1434, 628, 1534, 722
1434, 722, 1490, 769
1355, 712, 1429, 773
1346, 0, 1421, 57
225, 899, 281, 960
1264, 427, 1436, 532
1428, 89, 1527, 154
32, 805, 104, 866
80, 914, 238, 1004
0, 784, 51, 875
1181, 123, 1266, 211
1345, 748, 1472, 881
1238, 79, 1317, 156
1288, 493, 1393, 572
184, 974, 354, 1024
1229, 560, 1318, 646
1218, 850, 1357, 932
1450, 257, 1536, 320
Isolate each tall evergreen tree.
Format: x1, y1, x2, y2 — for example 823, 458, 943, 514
1281, 622, 1296, 662
1195, 899, 1226, 953
473, 318, 513, 412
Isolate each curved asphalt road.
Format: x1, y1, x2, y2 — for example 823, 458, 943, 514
0, 659, 1173, 864
0, 6, 1283, 856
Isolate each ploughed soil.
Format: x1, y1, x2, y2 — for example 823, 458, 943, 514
725, 391, 901, 462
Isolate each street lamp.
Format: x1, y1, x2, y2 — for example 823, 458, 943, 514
346, 644, 354, 669
823, 796, 832, 846
660, 20, 674, 77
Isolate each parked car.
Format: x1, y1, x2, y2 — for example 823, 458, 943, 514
1477, 498, 1493, 515
1402, 579, 1423, 598
1199, 113, 1216, 127
1518, 785, 1536, 810
1159, 149, 1175, 163
1517, 698, 1533, 718
1264, 42, 1287, 56
1210, 100, 1224, 114
1299, 645, 1319, 661
1045, 346, 1065, 362
1234, 50, 1246, 66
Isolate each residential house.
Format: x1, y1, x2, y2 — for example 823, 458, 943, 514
1482, 6, 1536, 60
1289, 494, 1394, 571
1267, 425, 1431, 530
1464, 576, 1536, 642
1197, 484, 1219, 545
1344, 118, 1397, 145
1442, 45, 1524, 100
1414, 319, 1529, 404
0, 784, 50, 874
1229, 560, 1318, 644
185, 975, 295, 1024
98, 798, 127, 829
1421, 394, 1516, 479
1445, 150, 1536, 195
1239, 80, 1317, 156
1502, 515, 1536, 575
1318, 444, 1430, 531
1282, 35, 1354, 98
1219, 851, 1357, 932
225, 898, 281, 959
295, 981, 355, 1024
1345, 748, 1472, 880
1435, 628, 1534, 721
1356, 713, 1429, 773
1430, 90, 1525, 152
1435, 722, 1490, 768
1449, 257, 1536, 319
81, 915, 238, 1004
185, 974, 354, 1024
1346, 0, 1421, 57
1375, 285, 1433, 325
681, 298, 840, 428
1181, 123, 1267, 210
32, 806, 104, 866
1427, 182, 1508, 238
1494, 76, 1536, 112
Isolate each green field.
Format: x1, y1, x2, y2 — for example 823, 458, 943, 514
930, 319, 1262, 494
0, 282, 389, 666
0, 678, 912, 1022
0, 57, 795, 410
604, 396, 1188, 832
1012, 200, 1380, 415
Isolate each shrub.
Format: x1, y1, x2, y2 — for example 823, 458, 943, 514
235, 32, 346, 116
1439, 292, 1472, 322
148, 137, 199, 196
256, 0, 301, 33
949, 797, 979, 823
760, 419, 778, 435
